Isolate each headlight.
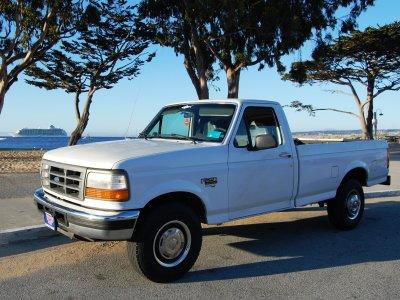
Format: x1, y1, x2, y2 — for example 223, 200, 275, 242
41, 163, 50, 187
85, 171, 129, 201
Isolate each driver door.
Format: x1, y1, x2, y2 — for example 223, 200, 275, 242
228, 105, 295, 219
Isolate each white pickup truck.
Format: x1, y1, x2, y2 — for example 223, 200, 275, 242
34, 99, 390, 282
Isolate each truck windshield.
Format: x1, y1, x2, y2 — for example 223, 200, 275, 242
140, 104, 236, 142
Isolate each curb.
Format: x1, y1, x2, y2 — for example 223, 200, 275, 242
0, 224, 58, 246
1, 189, 399, 246
365, 189, 400, 199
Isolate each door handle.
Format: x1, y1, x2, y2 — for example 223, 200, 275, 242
279, 152, 292, 158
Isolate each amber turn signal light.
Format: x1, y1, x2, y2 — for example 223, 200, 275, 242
85, 187, 129, 201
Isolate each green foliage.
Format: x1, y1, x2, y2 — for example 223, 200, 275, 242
285, 22, 400, 91
138, 0, 374, 98
0, 0, 76, 54
284, 22, 400, 139
25, 0, 154, 94
197, 0, 374, 72
138, 0, 216, 83
285, 100, 316, 116
0, 0, 79, 93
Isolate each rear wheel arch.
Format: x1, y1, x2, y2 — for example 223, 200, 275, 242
340, 167, 368, 187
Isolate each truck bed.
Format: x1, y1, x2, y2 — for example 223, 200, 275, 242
294, 140, 388, 207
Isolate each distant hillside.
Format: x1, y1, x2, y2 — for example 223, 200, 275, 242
293, 129, 400, 136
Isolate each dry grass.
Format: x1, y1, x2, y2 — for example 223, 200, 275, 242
0, 150, 45, 173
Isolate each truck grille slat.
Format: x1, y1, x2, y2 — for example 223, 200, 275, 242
50, 171, 64, 177
49, 179, 64, 187
43, 162, 86, 200
65, 175, 82, 181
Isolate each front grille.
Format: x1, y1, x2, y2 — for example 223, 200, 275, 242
44, 162, 86, 200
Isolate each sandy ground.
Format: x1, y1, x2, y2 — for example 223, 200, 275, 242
0, 150, 45, 173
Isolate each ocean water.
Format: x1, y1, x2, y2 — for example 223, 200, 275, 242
0, 136, 125, 150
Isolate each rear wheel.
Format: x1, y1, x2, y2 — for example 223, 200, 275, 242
327, 179, 364, 230
127, 202, 202, 283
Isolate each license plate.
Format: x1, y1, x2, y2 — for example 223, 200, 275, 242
44, 211, 57, 231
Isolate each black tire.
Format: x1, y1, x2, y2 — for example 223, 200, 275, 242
126, 202, 202, 283
327, 179, 365, 230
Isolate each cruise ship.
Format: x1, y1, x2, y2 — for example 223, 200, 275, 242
15, 125, 67, 137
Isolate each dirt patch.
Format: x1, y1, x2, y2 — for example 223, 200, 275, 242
0, 150, 45, 173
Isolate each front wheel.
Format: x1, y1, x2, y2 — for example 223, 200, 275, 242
327, 179, 365, 230
127, 202, 202, 283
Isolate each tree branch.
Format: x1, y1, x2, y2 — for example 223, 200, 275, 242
312, 108, 359, 118
284, 101, 359, 118
346, 79, 362, 106
7, 5, 56, 80
204, 38, 230, 68
373, 81, 400, 98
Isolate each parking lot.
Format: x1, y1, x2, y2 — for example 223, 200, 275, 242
1, 195, 400, 298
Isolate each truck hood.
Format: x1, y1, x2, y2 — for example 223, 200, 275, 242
43, 138, 214, 169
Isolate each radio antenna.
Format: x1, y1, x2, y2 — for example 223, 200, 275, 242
124, 87, 141, 139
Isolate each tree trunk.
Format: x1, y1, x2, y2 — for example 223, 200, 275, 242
74, 90, 81, 122
192, 41, 209, 100
69, 119, 86, 146
182, 0, 210, 100
226, 67, 240, 98
0, 78, 7, 116
184, 58, 209, 100
0, 88, 5, 117
357, 108, 370, 140
366, 101, 374, 139
197, 70, 209, 99
69, 89, 95, 146
365, 77, 375, 140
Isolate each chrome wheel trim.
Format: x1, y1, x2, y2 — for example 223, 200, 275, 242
153, 220, 191, 268
346, 190, 361, 220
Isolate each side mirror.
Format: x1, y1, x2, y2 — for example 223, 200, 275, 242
254, 134, 277, 150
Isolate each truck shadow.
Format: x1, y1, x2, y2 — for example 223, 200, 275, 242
182, 200, 400, 283
0, 235, 73, 258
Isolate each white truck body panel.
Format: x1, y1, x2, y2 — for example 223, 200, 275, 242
43, 138, 205, 169
41, 99, 389, 225
295, 141, 388, 207
227, 102, 297, 220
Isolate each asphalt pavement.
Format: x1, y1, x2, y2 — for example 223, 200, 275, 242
0, 173, 41, 230
1, 196, 400, 298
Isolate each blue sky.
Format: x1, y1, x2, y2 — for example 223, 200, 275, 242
0, 0, 399, 136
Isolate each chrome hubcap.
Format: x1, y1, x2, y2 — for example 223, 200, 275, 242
346, 191, 361, 220
153, 220, 191, 268
159, 228, 185, 260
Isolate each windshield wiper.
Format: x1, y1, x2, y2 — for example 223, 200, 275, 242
166, 133, 198, 144
140, 132, 201, 144
138, 132, 156, 140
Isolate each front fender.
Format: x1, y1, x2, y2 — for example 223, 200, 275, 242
134, 179, 208, 210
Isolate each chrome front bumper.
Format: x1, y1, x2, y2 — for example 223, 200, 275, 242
33, 188, 140, 241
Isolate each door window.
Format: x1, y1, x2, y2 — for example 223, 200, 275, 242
234, 107, 282, 149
